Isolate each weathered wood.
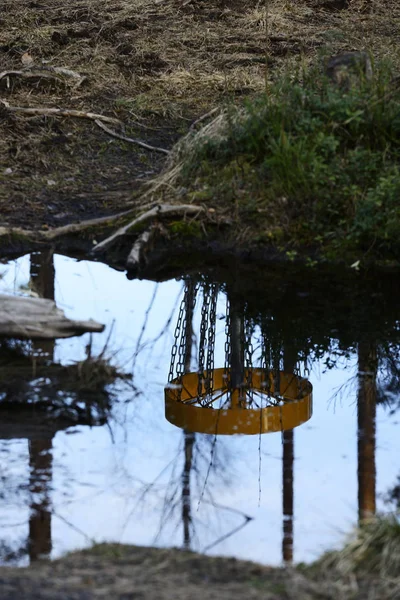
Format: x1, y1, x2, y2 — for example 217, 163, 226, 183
93, 203, 205, 254
0, 294, 104, 339
126, 228, 153, 270
0, 403, 106, 440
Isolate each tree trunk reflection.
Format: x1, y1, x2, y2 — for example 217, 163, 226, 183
357, 342, 377, 523
282, 350, 296, 564
28, 439, 53, 561
28, 250, 55, 562
182, 279, 195, 549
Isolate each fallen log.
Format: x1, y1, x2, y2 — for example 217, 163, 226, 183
0, 294, 104, 339
92, 203, 205, 253
0, 403, 105, 440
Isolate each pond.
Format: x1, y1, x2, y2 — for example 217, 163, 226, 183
0, 252, 399, 567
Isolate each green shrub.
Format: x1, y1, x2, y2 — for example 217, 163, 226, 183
175, 60, 400, 261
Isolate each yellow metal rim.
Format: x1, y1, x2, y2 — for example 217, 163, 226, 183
165, 368, 313, 435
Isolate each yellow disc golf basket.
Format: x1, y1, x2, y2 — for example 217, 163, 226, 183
165, 281, 313, 435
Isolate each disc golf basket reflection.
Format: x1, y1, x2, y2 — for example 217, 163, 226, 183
165, 281, 313, 435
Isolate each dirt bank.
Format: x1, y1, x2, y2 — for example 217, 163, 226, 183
0, 0, 265, 229
0, 543, 396, 600
1, 0, 398, 234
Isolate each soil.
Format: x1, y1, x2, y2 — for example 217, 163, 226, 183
0, 545, 289, 599
0, 543, 394, 600
1, 0, 399, 232
0, 0, 264, 229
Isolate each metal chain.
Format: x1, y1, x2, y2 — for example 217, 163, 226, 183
273, 350, 282, 402
261, 326, 272, 397
223, 294, 231, 391
178, 279, 198, 377
204, 284, 218, 402
169, 281, 199, 403
244, 314, 254, 406
237, 306, 246, 407
260, 330, 267, 390
168, 291, 186, 383
303, 349, 310, 377
197, 285, 211, 400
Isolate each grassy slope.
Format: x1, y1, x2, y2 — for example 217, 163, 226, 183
0, 520, 400, 600
156, 59, 400, 264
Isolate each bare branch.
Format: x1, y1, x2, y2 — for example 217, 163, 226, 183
0, 99, 121, 125
92, 203, 205, 254
95, 119, 169, 155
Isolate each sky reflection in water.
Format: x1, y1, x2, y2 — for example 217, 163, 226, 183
0, 254, 398, 567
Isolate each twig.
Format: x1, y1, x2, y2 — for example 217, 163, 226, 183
200, 499, 254, 521
0, 208, 136, 243
132, 281, 158, 370
0, 201, 162, 243
126, 110, 163, 131
53, 511, 94, 544
0, 66, 86, 91
189, 107, 219, 131
52, 66, 83, 79
0, 66, 83, 81
94, 119, 169, 155
0, 99, 121, 125
201, 502, 253, 553
0, 70, 63, 85
92, 203, 205, 253
43, 208, 135, 240
202, 519, 252, 553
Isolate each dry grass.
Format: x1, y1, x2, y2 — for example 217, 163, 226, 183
1, 537, 400, 599
298, 514, 400, 599
1, 0, 399, 230
316, 513, 400, 578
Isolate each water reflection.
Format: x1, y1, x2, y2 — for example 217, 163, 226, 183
29, 251, 55, 561
0, 253, 399, 566
165, 281, 313, 435
0, 252, 128, 564
357, 342, 377, 523
29, 438, 52, 561
165, 280, 314, 562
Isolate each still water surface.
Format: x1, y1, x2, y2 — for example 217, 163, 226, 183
0, 253, 398, 567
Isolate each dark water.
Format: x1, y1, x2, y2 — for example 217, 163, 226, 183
0, 252, 399, 567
